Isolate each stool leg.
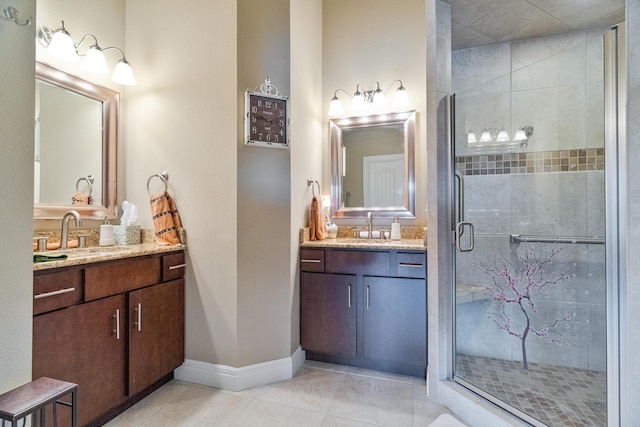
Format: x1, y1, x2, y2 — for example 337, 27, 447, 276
52, 400, 57, 427
71, 390, 77, 427
39, 407, 44, 427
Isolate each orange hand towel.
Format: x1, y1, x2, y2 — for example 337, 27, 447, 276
72, 192, 93, 205
310, 196, 327, 241
150, 191, 182, 245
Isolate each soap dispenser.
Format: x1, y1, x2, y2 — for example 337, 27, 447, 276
99, 217, 115, 246
390, 216, 401, 240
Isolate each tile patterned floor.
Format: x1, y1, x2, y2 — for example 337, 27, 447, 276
104, 361, 459, 427
456, 354, 606, 427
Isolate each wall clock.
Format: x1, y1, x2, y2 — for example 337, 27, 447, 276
244, 77, 290, 148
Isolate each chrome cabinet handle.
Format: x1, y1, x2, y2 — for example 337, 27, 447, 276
34, 287, 75, 299
168, 263, 186, 270
134, 303, 142, 332
301, 259, 322, 263
398, 263, 423, 268
113, 309, 121, 340
456, 222, 475, 252
348, 285, 352, 308
366, 286, 370, 310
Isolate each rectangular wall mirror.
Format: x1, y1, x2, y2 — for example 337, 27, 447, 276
34, 62, 118, 220
330, 111, 416, 218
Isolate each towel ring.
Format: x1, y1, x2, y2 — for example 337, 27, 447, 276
147, 171, 169, 195
75, 175, 94, 196
307, 178, 321, 198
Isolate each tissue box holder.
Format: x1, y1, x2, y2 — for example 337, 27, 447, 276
113, 225, 141, 245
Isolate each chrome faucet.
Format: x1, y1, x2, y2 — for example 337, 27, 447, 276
366, 211, 373, 239
60, 210, 82, 249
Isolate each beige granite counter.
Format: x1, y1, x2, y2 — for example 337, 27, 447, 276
33, 243, 187, 271
301, 238, 426, 251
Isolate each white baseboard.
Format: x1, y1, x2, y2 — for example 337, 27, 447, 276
174, 346, 306, 392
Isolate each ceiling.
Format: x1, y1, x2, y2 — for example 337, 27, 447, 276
444, 0, 625, 50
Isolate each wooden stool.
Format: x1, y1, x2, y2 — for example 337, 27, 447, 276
0, 377, 77, 427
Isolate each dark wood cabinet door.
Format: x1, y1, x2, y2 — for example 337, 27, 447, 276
301, 272, 356, 357
128, 278, 185, 395
33, 294, 126, 427
363, 276, 426, 367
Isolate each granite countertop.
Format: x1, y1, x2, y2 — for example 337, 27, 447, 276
33, 243, 187, 271
301, 238, 426, 250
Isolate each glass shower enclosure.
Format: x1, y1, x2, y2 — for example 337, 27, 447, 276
451, 24, 624, 426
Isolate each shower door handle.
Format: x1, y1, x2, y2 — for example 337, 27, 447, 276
455, 221, 474, 252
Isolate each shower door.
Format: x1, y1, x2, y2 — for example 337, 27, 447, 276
451, 25, 624, 426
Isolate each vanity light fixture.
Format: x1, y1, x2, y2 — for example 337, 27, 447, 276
479, 128, 493, 143
496, 129, 510, 142
467, 125, 534, 147
328, 80, 409, 116
45, 21, 79, 62
38, 19, 137, 85
467, 130, 478, 144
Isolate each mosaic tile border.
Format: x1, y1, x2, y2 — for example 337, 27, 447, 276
456, 149, 605, 176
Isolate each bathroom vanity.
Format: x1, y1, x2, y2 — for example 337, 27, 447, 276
32, 246, 185, 426
300, 242, 427, 377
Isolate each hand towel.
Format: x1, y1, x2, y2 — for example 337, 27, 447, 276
150, 191, 182, 245
310, 196, 327, 241
34, 254, 68, 263
72, 192, 93, 205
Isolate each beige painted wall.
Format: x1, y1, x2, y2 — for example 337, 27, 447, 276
237, 0, 292, 366
290, 0, 324, 353
124, 0, 239, 366
322, 0, 427, 226
0, 0, 36, 393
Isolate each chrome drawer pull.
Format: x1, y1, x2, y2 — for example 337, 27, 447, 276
34, 287, 75, 299
168, 263, 186, 270
348, 285, 352, 308
113, 309, 121, 340
134, 302, 142, 332
398, 263, 423, 268
301, 259, 322, 263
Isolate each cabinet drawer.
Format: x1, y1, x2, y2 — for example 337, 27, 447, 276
85, 256, 162, 301
327, 250, 389, 276
300, 249, 325, 272
34, 269, 83, 315
396, 252, 427, 278
163, 252, 186, 281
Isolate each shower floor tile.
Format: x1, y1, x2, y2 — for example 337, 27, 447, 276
456, 354, 606, 427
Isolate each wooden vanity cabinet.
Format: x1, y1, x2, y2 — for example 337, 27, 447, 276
300, 247, 427, 377
300, 272, 356, 357
33, 294, 126, 427
128, 277, 185, 395
32, 250, 185, 427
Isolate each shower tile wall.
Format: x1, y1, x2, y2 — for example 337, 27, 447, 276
453, 29, 607, 372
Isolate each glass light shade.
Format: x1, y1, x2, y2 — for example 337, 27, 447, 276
496, 129, 510, 142
328, 97, 344, 116
372, 90, 387, 108
351, 93, 365, 111
82, 46, 109, 74
392, 87, 409, 109
479, 130, 493, 143
467, 131, 477, 144
47, 30, 78, 62
513, 129, 527, 141
111, 60, 137, 85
